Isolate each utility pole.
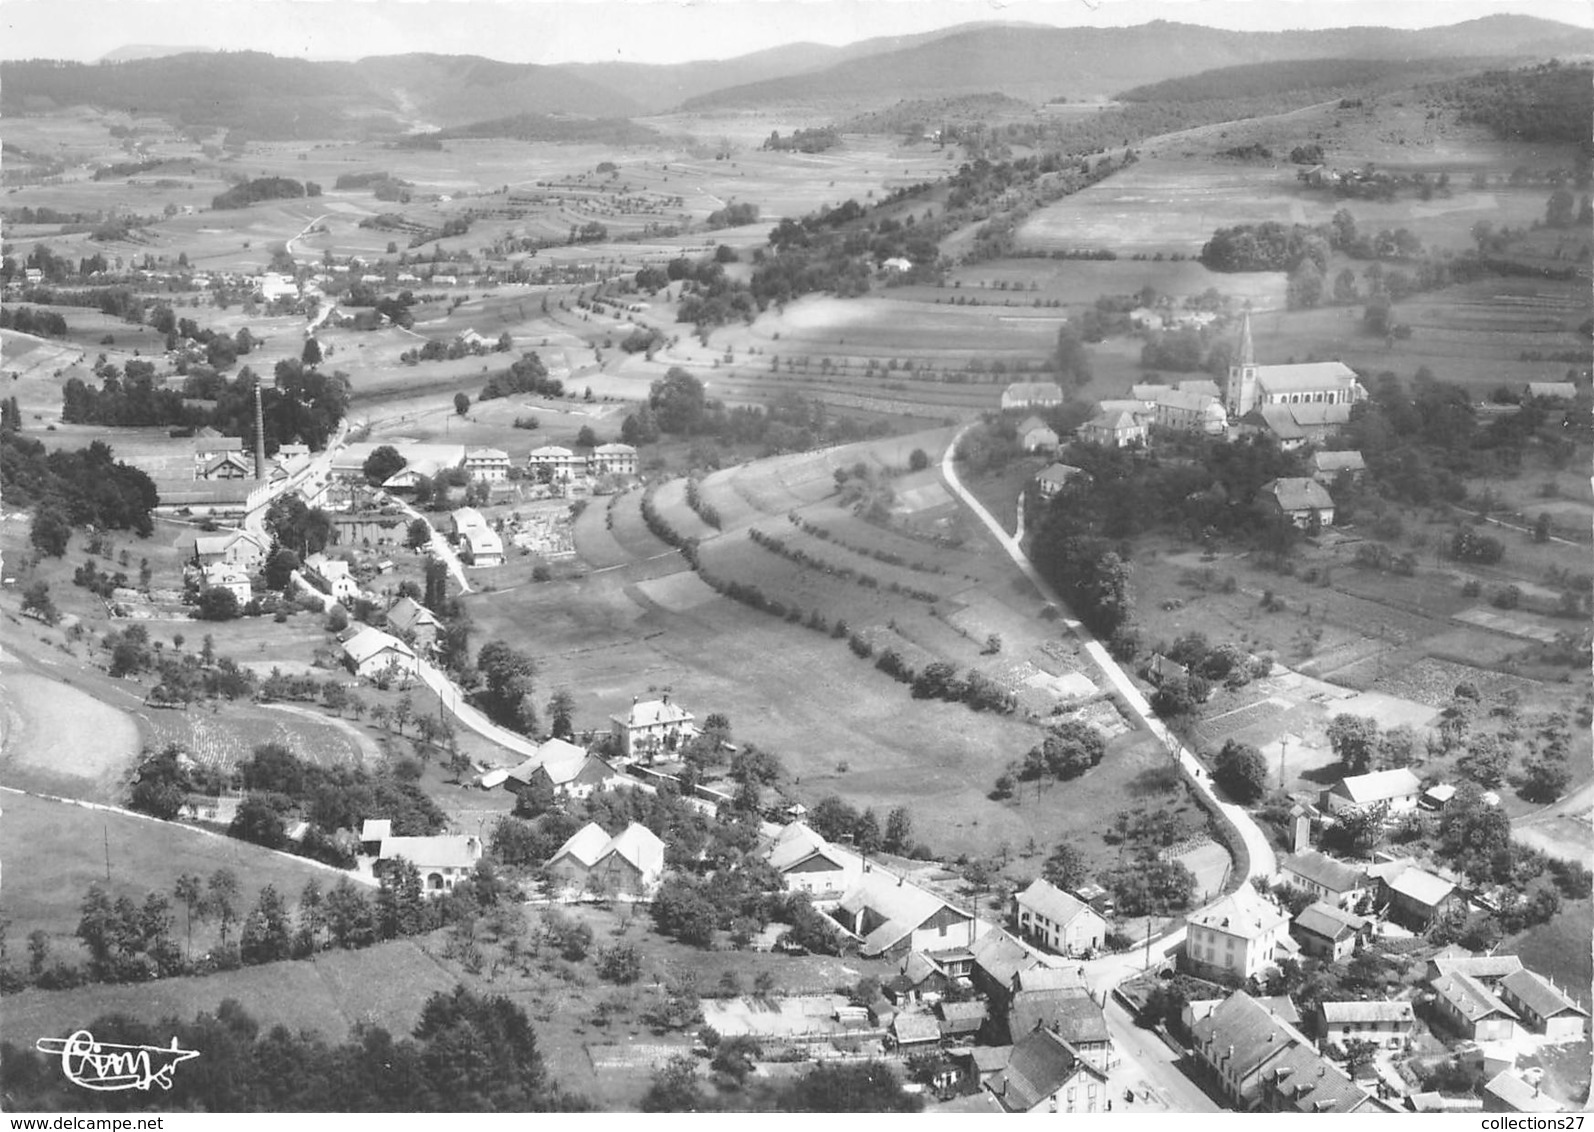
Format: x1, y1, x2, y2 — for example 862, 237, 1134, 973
103, 823, 112, 883
1280, 734, 1289, 792
1144, 914, 1152, 971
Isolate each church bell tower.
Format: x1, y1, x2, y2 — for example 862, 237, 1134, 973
1226, 308, 1259, 417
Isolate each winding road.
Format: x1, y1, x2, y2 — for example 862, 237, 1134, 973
938, 426, 1276, 889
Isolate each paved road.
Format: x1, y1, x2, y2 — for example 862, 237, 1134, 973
938, 426, 1276, 886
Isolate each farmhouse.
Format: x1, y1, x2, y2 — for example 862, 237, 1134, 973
1482, 1072, 1570, 1114
1183, 885, 1291, 982
1277, 849, 1367, 908
341, 626, 418, 681
1012, 878, 1106, 956
1496, 968, 1589, 1041
375, 833, 483, 896
610, 695, 695, 760
1151, 388, 1228, 435
1191, 991, 1380, 1113
192, 530, 268, 571
199, 450, 253, 480
832, 870, 976, 958
359, 819, 391, 856
200, 563, 252, 604
766, 821, 859, 907
547, 821, 665, 897
1291, 901, 1368, 962
1375, 860, 1457, 928
1035, 462, 1086, 500
1007, 984, 1111, 1071
588, 443, 639, 476
523, 752, 620, 800
527, 445, 586, 481
450, 507, 504, 567
1523, 382, 1578, 402
886, 950, 953, 1004
464, 448, 511, 483
385, 595, 441, 650
936, 999, 988, 1041
1225, 310, 1367, 418
1317, 1000, 1415, 1049
304, 553, 361, 603
1261, 477, 1336, 528
1429, 967, 1520, 1042
1308, 450, 1366, 483
988, 1026, 1109, 1113
1320, 767, 1422, 815
970, 929, 1042, 1003
1079, 409, 1147, 448
1018, 415, 1059, 452
1000, 382, 1065, 411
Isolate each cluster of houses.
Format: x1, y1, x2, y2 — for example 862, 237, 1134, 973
527, 442, 639, 481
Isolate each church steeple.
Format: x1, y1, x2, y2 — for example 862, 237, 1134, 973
1226, 306, 1259, 418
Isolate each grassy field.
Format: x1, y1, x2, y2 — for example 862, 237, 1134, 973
0, 787, 356, 956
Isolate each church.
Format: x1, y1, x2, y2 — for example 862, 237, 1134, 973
1225, 311, 1367, 419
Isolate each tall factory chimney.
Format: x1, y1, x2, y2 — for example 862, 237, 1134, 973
253, 384, 267, 480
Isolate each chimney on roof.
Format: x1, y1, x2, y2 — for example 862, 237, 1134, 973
662, 693, 669, 704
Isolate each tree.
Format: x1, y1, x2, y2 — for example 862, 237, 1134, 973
21, 580, 58, 624
30, 504, 71, 557
648, 367, 707, 434
1327, 714, 1380, 775
908, 448, 930, 471
1521, 748, 1572, 803
206, 869, 241, 949
196, 586, 241, 621
263, 547, 301, 590
547, 690, 576, 739
1213, 739, 1268, 803
362, 445, 407, 486
476, 640, 538, 733
394, 694, 414, 736
229, 797, 286, 849
1038, 720, 1106, 780
1054, 324, 1093, 387
574, 425, 598, 449
1042, 840, 1089, 890
239, 884, 293, 965
1458, 734, 1510, 788
302, 337, 322, 365
174, 872, 205, 960
854, 808, 882, 855
883, 807, 913, 854
129, 743, 193, 819
453, 392, 471, 416
642, 1054, 706, 1112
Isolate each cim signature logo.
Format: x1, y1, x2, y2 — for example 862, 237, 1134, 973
35, 1030, 200, 1092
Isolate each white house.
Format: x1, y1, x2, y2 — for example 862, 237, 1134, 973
547, 821, 666, 897
766, 821, 860, 908
193, 530, 268, 571
1036, 462, 1086, 500
450, 507, 504, 568
375, 833, 482, 896
200, 562, 253, 604
588, 443, 638, 476
1184, 885, 1291, 982
528, 445, 586, 482
1001, 382, 1065, 411
1320, 767, 1423, 816
464, 448, 511, 483
1012, 878, 1107, 957
1277, 849, 1367, 908
341, 626, 418, 681
1079, 409, 1147, 448
610, 695, 695, 760
833, 871, 975, 958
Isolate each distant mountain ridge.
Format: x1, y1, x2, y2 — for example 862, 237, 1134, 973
97, 44, 217, 63
679, 15, 1588, 110
7, 15, 1585, 139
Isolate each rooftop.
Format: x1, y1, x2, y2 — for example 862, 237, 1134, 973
1280, 850, 1365, 893
1187, 885, 1288, 941
341, 626, 414, 665
993, 1027, 1102, 1113
1483, 1071, 1569, 1113
1293, 901, 1367, 942
380, 834, 481, 870
1255, 361, 1360, 391
1320, 1000, 1414, 1025
1015, 878, 1097, 928
1264, 476, 1336, 514
1499, 968, 1588, 1021
1333, 767, 1422, 805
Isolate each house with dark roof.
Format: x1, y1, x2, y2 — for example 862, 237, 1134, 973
988, 1027, 1109, 1113
950, 1045, 1011, 1095
885, 950, 951, 1004
1497, 968, 1589, 1042
1261, 477, 1336, 528
385, 595, 441, 651
1007, 990, 1112, 1071
889, 1011, 942, 1050
1307, 449, 1366, 483
936, 999, 988, 1041
969, 929, 1040, 1004
1012, 878, 1106, 956
1317, 1000, 1415, 1049
1372, 859, 1458, 929
1483, 1071, 1570, 1113
1191, 991, 1380, 1113
1278, 849, 1367, 908
1079, 408, 1147, 448
1291, 901, 1368, 962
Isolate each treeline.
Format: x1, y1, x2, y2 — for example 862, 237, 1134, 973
620, 367, 888, 454
705, 201, 759, 229
762, 127, 839, 153
3, 434, 158, 546
747, 527, 940, 602
1119, 57, 1432, 105
1430, 62, 1594, 148
211, 176, 315, 210
333, 170, 413, 200
417, 112, 661, 146
64, 357, 350, 452
0, 305, 68, 337
480, 351, 565, 401
0, 989, 585, 1111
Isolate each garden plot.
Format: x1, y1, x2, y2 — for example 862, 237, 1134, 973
702, 995, 857, 1039
507, 505, 576, 559
634, 571, 720, 614
139, 703, 364, 775
1454, 607, 1563, 644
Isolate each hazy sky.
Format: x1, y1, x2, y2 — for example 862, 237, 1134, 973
4, 0, 1590, 64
